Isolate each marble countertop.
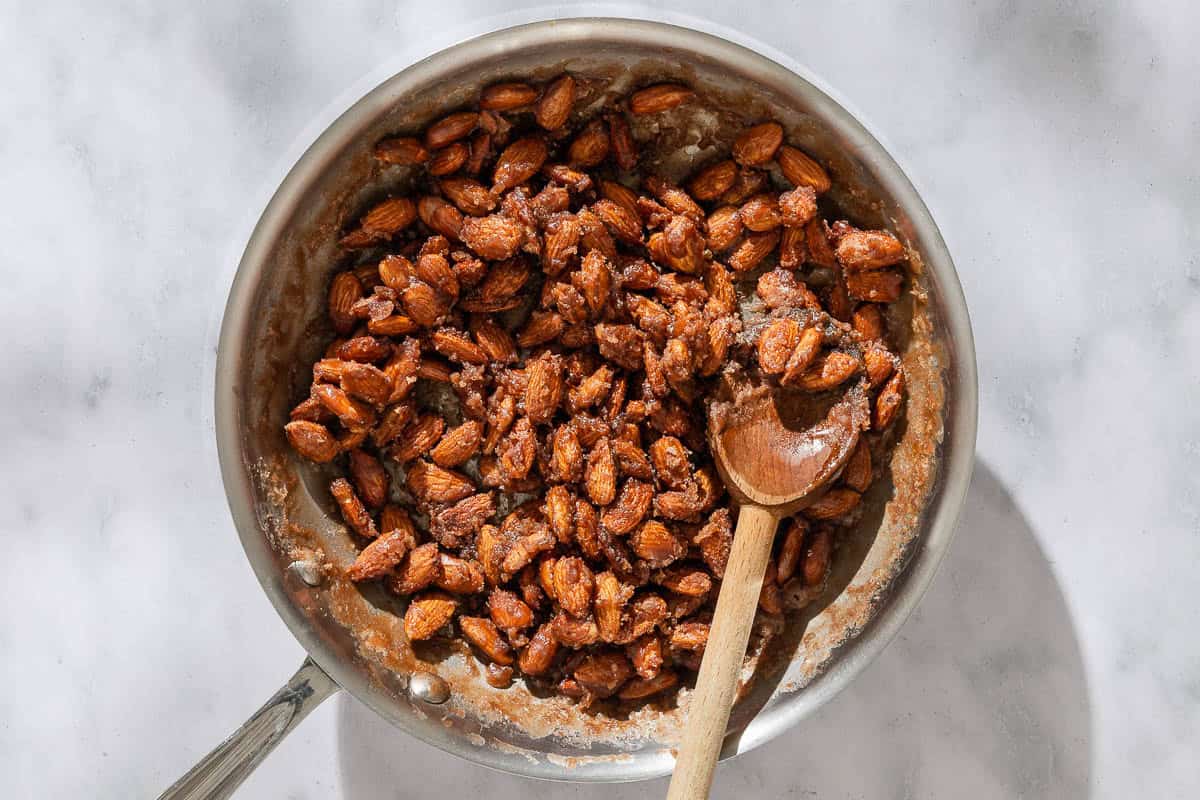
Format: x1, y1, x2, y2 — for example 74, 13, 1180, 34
3, 2, 1197, 797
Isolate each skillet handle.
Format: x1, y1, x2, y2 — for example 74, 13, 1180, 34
158, 657, 339, 800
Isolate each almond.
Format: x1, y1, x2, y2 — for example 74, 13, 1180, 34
796, 351, 860, 392
618, 671, 677, 700
705, 205, 743, 252
403, 591, 457, 640
428, 142, 469, 176
285, 421, 339, 463
388, 542, 441, 595
480, 82, 538, 111
568, 120, 610, 168
518, 624, 560, 674
803, 488, 861, 520
842, 439, 873, 492
777, 144, 831, 193
835, 228, 906, 271
328, 272, 363, 334
347, 524, 417, 582
739, 193, 782, 231
573, 650, 632, 698
585, 437, 617, 506
459, 214, 523, 260
657, 564, 712, 596
439, 177, 495, 216
775, 518, 807, 584
629, 83, 695, 114
430, 493, 495, 549
469, 318, 518, 364
592, 199, 643, 244
525, 352, 564, 424
537, 215, 578, 278
852, 304, 885, 341
732, 121, 784, 166
330, 478, 378, 539
873, 370, 905, 429
405, 460, 475, 504
669, 620, 710, 650
492, 136, 549, 196
803, 527, 833, 585
339, 361, 392, 405
374, 136, 429, 165
594, 571, 633, 641
781, 327, 824, 385
553, 556, 595, 618
689, 159, 738, 201
389, 413, 445, 463
600, 479, 654, 534
428, 420, 482, 468
417, 195, 464, 240
544, 485, 575, 543
728, 228, 781, 272
488, 589, 534, 630
514, 310, 563, 349
424, 111, 478, 150
435, 554, 486, 594
607, 112, 638, 171
459, 616, 513, 664
347, 448, 390, 508
535, 74, 575, 130
630, 520, 686, 566
430, 327, 486, 365
779, 185, 818, 227
757, 318, 801, 374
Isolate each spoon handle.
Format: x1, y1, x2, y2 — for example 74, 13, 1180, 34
666, 503, 779, 800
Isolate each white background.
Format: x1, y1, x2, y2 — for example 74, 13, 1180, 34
2, 1, 1197, 797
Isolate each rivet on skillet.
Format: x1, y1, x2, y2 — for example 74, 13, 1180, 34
289, 560, 323, 587
409, 671, 450, 704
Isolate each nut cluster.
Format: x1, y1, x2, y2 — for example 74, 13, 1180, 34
284, 75, 907, 706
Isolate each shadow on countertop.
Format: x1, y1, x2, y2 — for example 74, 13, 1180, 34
335, 461, 1092, 799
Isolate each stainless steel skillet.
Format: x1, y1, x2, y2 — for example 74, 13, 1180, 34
163, 18, 977, 799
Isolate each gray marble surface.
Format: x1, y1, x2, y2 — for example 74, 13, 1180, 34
2, 1, 1197, 797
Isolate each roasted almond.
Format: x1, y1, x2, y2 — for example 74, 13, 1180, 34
428, 142, 469, 176
436, 554, 486, 594
285, 421, 339, 463
403, 591, 457, 640
459, 214, 524, 260
568, 120, 610, 168
374, 136, 430, 165
553, 556, 595, 618
836, 228, 906, 271
480, 82, 538, 111
777, 144, 831, 193
492, 136, 548, 196
728, 228, 781, 272
405, 460, 475, 504
803, 488, 861, 520
347, 448, 390, 508
535, 74, 576, 130
328, 272, 363, 334
732, 121, 784, 166
689, 159, 738, 202
629, 83, 695, 114
424, 111, 478, 150
330, 478, 378, 539
873, 370, 905, 429
459, 616, 513, 664
428, 420, 482, 468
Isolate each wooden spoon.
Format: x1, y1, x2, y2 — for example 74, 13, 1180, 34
665, 374, 868, 800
